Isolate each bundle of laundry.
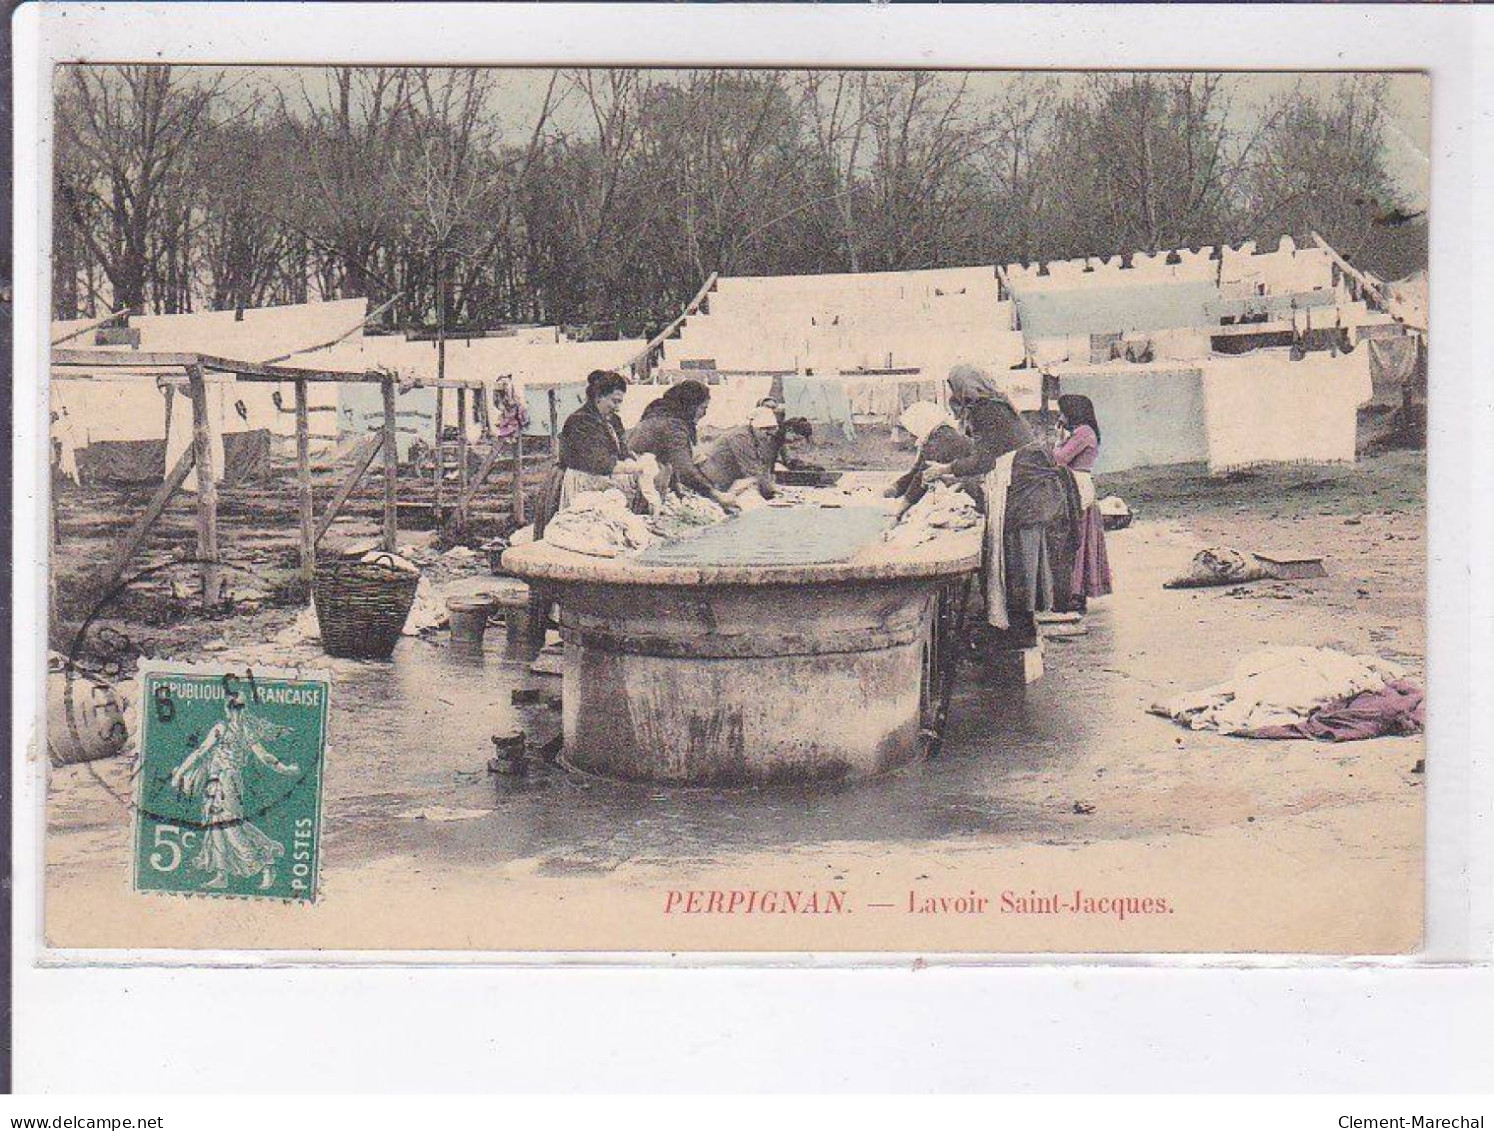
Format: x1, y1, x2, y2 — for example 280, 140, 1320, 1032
544, 489, 655, 559
1097, 495, 1133, 531
648, 492, 729, 542
490, 380, 530, 440
1151, 646, 1422, 741
1164, 546, 1268, 589
883, 482, 980, 550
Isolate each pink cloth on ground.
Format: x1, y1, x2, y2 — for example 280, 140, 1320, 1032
1248, 678, 1425, 742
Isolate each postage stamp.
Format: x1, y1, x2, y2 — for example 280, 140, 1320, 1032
132, 664, 330, 902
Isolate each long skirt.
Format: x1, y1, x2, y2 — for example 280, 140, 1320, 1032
1004, 525, 1053, 618
1048, 470, 1085, 613
1072, 506, 1113, 599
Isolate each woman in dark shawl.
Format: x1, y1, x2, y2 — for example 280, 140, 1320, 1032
921, 364, 1066, 648
628, 380, 737, 510
525, 369, 633, 651
532, 369, 632, 540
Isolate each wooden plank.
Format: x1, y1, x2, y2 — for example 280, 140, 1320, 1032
49, 308, 128, 347
456, 387, 469, 525
313, 435, 383, 545
1311, 232, 1394, 308
260, 292, 403, 366
50, 348, 392, 383
186, 365, 221, 608
294, 379, 315, 582
626, 270, 718, 379
457, 442, 502, 514
381, 376, 399, 551
96, 446, 196, 596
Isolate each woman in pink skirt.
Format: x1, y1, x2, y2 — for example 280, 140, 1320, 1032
1054, 395, 1113, 611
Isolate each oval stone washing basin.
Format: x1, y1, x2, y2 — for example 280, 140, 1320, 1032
502, 503, 980, 786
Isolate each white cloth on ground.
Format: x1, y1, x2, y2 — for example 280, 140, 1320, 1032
980, 452, 1018, 630
402, 576, 447, 635
1155, 646, 1406, 735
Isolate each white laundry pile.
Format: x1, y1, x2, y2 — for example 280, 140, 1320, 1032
1153, 646, 1407, 736
1164, 546, 1269, 589
402, 576, 448, 635
882, 482, 980, 550
545, 489, 655, 558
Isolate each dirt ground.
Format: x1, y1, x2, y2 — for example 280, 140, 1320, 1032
39, 450, 1426, 955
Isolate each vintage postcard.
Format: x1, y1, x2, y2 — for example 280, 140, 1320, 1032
37, 62, 1429, 955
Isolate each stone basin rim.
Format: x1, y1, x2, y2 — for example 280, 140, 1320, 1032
501, 533, 982, 587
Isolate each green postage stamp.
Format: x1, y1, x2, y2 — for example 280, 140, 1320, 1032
132, 663, 330, 902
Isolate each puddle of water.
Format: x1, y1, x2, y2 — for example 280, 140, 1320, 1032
321, 617, 1116, 870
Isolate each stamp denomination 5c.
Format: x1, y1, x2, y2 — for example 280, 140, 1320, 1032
132, 664, 329, 902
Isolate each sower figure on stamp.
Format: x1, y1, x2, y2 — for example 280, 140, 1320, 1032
170, 697, 300, 891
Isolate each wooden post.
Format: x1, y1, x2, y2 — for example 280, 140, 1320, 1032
433, 384, 445, 522
186, 365, 221, 608
381, 375, 399, 552
512, 432, 526, 524
456, 386, 470, 527
547, 388, 559, 449
161, 383, 174, 448
433, 248, 448, 525
294, 379, 314, 583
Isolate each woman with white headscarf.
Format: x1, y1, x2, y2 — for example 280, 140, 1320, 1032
886, 400, 972, 515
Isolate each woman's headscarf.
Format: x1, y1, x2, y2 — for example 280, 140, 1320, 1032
1057, 394, 1102, 443
641, 379, 710, 441
898, 401, 957, 446
749, 406, 781, 430
948, 364, 1037, 455
946, 364, 1008, 410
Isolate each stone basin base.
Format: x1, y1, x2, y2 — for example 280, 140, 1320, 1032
558, 581, 938, 785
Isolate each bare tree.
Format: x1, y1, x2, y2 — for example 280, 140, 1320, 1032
56, 65, 221, 311
282, 67, 412, 301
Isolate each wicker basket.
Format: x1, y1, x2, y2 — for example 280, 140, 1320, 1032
313, 556, 421, 660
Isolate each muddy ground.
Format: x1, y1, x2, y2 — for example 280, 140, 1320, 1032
40, 447, 1426, 954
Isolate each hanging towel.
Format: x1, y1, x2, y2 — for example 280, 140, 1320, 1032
980, 452, 1018, 629
523, 382, 587, 438
781, 376, 855, 439
1366, 337, 1420, 407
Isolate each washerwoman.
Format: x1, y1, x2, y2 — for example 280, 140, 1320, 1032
1053, 393, 1113, 611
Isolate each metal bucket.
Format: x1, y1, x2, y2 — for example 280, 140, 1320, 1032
446, 596, 496, 647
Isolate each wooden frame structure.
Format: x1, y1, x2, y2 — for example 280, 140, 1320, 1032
51, 348, 528, 609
